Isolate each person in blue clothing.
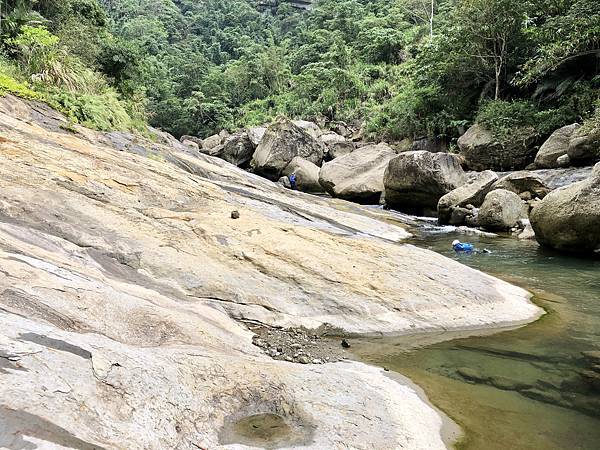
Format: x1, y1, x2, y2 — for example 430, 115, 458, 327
289, 174, 297, 190
452, 239, 490, 254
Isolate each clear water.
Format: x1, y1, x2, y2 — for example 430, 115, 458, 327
352, 226, 600, 450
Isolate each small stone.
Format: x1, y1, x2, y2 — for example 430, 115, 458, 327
284, 356, 293, 362
341, 339, 350, 348
383, 367, 389, 372
268, 348, 279, 357
231, 210, 240, 219
298, 356, 310, 364
312, 358, 323, 364
291, 343, 302, 349
277, 346, 283, 353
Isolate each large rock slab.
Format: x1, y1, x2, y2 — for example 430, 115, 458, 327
0, 95, 542, 449
458, 124, 537, 171
479, 189, 529, 231
438, 170, 498, 224
384, 151, 467, 211
535, 124, 580, 168
319, 143, 396, 203
283, 157, 323, 193
251, 120, 325, 180
531, 162, 600, 252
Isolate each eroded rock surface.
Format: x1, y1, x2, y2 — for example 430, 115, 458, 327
0, 95, 541, 449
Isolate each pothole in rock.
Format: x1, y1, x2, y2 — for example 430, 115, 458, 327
248, 324, 350, 364
219, 413, 312, 448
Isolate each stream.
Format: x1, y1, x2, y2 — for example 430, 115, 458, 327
352, 220, 600, 449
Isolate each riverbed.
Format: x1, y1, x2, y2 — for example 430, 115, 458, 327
352, 223, 600, 449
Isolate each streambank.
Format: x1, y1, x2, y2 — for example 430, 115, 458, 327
0, 94, 542, 448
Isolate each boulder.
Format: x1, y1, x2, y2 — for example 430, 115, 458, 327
384, 151, 467, 211
180, 135, 203, 147
247, 127, 266, 147
181, 139, 200, 151
530, 163, 600, 252
321, 132, 355, 160
492, 171, 551, 199
478, 189, 529, 231
283, 157, 323, 193
567, 126, 600, 164
251, 120, 325, 180
457, 124, 537, 171
217, 132, 255, 167
438, 170, 498, 224
202, 134, 223, 151
292, 120, 323, 140
319, 143, 396, 203
534, 124, 580, 168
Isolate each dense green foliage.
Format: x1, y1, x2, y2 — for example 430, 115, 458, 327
0, 0, 598, 140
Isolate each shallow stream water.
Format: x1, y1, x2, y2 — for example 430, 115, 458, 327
352, 223, 600, 449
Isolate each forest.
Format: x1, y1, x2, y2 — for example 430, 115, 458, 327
0, 0, 598, 145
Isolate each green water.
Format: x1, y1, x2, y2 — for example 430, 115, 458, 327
353, 226, 600, 450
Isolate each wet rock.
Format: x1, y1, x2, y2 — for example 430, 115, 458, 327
385, 151, 467, 212
458, 124, 537, 171
488, 376, 530, 391
479, 189, 529, 231
319, 143, 396, 203
535, 124, 580, 168
251, 120, 325, 180
531, 163, 600, 252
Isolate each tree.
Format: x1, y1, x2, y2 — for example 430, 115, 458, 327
451, 0, 526, 100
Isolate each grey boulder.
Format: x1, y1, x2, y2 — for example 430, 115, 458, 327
384, 151, 466, 210
219, 132, 255, 167
567, 125, 600, 164
283, 157, 323, 193
319, 143, 396, 203
492, 171, 551, 199
438, 170, 498, 224
534, 124, 580, 168
479, 189, 529, 231
251, 120, 325, 180
458, 124, 537, 171
530, 162, 600, 253
321, 132, 355, 160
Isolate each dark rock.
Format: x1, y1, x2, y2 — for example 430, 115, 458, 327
219, 132, 255, 167
410, 136, 448, 153
341, 339, 350, 348
231, 210, 240, 219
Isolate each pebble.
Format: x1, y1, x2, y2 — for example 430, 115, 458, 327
312, 359, 323, 364
341, 339, 350, 348
231, 210, 240, 219
298, 356, 310, 364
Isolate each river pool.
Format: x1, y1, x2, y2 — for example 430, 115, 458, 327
352, 223, 600, 449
